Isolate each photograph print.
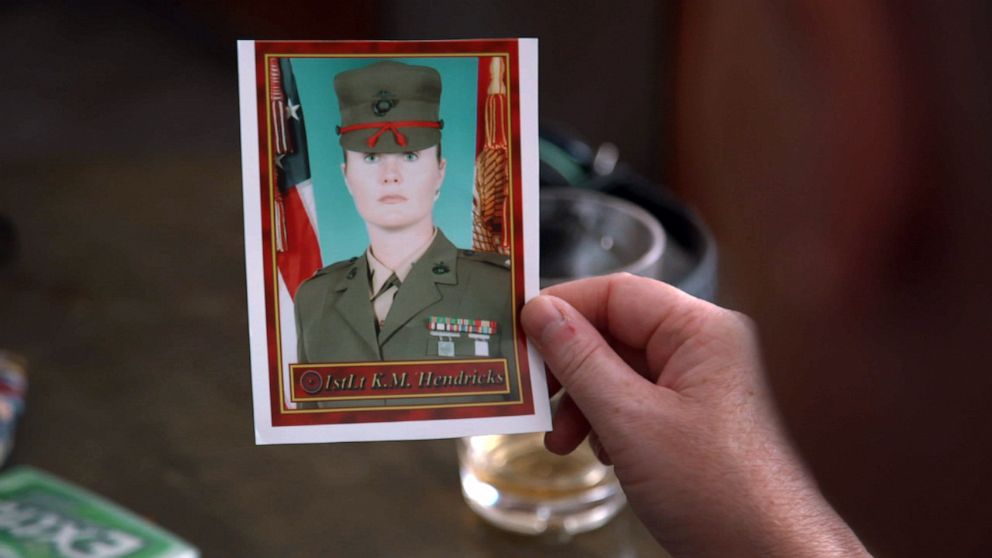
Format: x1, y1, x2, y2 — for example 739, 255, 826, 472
238, 39, 547, 443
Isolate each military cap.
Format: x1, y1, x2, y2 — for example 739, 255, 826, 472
334, 60, 443, 153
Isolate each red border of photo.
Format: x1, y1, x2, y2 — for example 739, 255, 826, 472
252, 40, 534, 426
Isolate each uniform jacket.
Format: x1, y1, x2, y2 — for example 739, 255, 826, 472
294, 230, 514, 364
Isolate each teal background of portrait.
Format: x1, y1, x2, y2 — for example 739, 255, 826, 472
291, 57, 479, 265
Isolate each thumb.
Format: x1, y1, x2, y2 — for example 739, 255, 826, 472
521, 295, 650, 429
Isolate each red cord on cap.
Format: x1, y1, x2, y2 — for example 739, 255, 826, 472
339, 121, 442, 149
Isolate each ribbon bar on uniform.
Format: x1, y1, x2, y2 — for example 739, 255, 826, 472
428, 316, 497, 335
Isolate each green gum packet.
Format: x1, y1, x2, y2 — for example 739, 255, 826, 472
0, 467, 197, 558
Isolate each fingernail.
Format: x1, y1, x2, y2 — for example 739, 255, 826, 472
544, 431, 568, 456
588, 435, 613, 466
521, 295, 567, 347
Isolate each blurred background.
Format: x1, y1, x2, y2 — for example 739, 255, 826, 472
2, 1, 990, 557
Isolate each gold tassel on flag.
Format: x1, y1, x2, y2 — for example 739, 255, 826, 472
269, 58, 293, 254
273, 190, 287, 252
472, 57, 511, 255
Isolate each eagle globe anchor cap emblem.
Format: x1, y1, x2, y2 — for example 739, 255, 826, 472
372, 90, 397, 116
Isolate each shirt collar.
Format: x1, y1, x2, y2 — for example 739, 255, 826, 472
366, 228, 438, 295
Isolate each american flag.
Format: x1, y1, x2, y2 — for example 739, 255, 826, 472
270, 58, 322, 408
270, 58, 322, 296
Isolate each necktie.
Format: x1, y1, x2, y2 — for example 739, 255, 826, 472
372, 273, 400, 328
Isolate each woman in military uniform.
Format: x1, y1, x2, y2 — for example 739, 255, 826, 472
294, 61, 515, 372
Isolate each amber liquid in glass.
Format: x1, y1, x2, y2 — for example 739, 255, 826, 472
459, 433, 625, 535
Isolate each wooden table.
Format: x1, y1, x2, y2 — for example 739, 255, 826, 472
0, 158, 668, 557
